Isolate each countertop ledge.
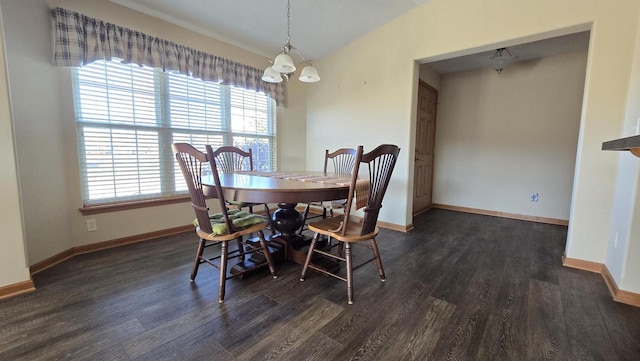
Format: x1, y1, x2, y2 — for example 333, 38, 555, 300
602, 135, 640, 158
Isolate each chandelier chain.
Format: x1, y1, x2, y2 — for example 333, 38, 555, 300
286, 0, 291, 44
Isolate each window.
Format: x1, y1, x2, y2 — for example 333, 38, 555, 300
73, 60, 276, 206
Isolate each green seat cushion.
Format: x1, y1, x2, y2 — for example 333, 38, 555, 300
194, 209, 265, 236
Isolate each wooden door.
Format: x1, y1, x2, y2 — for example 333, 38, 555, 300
413, 81, 438, 215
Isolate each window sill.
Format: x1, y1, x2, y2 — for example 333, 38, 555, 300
79, 196, 191, 215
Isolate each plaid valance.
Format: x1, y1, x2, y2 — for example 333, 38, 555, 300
51, 7, 285, 107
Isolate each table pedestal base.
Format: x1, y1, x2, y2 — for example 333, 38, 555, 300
231, 202, 339, 276
229, 238, 284, 277
230, 237, 339, 276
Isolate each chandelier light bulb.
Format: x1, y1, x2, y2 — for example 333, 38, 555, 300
261, 66, 283, 83
299, 64, 320, 83
272, 53, 296, 73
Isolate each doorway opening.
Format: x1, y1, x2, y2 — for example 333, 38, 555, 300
412, 31, 590, 225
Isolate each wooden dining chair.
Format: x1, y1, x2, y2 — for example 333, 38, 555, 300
298, 147, 358, 235
300, 144, 400, 304
209, 146, 271, 215
172, 143, 277, 303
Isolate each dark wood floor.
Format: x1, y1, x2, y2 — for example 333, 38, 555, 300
2, 209, 640, 361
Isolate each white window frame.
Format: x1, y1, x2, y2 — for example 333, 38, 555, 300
72, 60, 277, 207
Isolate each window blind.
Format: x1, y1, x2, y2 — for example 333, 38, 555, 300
73, 60, 277, 206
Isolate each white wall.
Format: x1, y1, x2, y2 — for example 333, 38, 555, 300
606, 9, 640, 294
0, 0, 307, 268
433, 51, 587, 220
627, 182, 640, 293
2, 0, 72, 265
0, 13, 30, 288
306, 0, 639, 287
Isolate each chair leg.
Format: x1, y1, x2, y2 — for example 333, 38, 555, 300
264, 204, 275, 235
345, 243, 354, 305
321, 206, 332, 249
258, 230, 277, 278
236, 237, 245, 261
298, 204, 311, 236
336, 242, 344, 262
371, 238, 386, 282
190, 239, 206, 281
218, 242, 229, 304
300, 233, 320, 281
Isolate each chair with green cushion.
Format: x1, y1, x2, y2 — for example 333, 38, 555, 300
209, 146, 273, 226
172, 143, 277, 304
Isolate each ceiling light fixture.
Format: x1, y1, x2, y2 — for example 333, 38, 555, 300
490, 47, 515, 74
261, 0, 320, 83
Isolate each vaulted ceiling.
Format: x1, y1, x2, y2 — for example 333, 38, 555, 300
111, 0, 435, 61
111, 0, 590, 74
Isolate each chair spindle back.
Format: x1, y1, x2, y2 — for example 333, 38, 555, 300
338, 144, 400, 237
211, 146, 254, 173
205, 145, 243, 234
172, 143, 218, 236
324, 148, 358, 176
338, 146, 364, 237
359, 144, 400, 235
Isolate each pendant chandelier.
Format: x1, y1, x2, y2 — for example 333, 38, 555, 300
261, 0, 320, 83
490, 47, 515, 74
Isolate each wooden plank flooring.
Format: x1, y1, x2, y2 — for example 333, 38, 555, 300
2, 209, 640, 360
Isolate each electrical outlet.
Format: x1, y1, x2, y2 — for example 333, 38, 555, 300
530, 193, 539, 202
86, 219, 97, 232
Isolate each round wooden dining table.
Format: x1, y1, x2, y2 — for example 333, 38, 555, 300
201, 171, 351, 265
202, 171, 350, 204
